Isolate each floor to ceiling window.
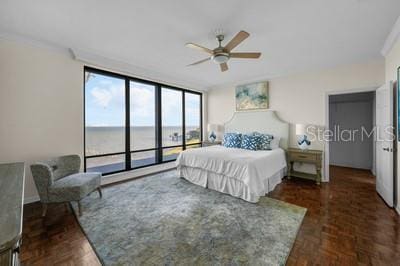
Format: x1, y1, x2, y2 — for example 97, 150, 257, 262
84, 67, 202, 175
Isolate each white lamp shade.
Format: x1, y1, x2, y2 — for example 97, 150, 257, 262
207, 124, 215, 132
207, 124, 222, 132
295, 124, 306, 135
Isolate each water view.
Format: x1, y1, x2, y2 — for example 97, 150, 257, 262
85, 126, 200, 172
84, 70, 201, 173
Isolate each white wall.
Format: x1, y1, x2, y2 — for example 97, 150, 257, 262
0, 39, 197, 202
0, 39, 84, 202
207, 60, 385, 178
385, 40, 400, 82
0, 35, 391, 199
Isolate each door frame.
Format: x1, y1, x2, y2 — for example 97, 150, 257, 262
324, 86, 379, 182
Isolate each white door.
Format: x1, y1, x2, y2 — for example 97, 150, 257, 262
375, 82, 394, 207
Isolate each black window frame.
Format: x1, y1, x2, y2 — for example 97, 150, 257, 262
83, 66, 203, 175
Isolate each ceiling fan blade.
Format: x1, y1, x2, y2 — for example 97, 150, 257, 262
224, 31, 250, 52
230, 52, 261, 59
185, 43, 213, 54
220, 63, 228, 72
187, 57, 211, 66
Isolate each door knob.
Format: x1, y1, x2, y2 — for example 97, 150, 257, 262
383, 147, 390, 151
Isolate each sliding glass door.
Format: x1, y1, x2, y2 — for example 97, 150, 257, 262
84, 67, 202, 175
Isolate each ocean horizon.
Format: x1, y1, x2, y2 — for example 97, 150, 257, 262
85, 126, 200, 156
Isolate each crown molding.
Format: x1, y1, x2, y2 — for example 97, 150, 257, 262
70, 48, 207, 92
0, 30, 71, 56
381, 16, 400, 56
0, 30, 208, 92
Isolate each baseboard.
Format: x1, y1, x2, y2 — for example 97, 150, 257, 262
24, 195, 40, 205
371, 169, 376, 176
330, 164, 372, 171
23, 163, 176, 205
102, 162, 176, 186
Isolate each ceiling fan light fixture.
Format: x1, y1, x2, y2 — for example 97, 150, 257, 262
186, 30, 261, 72
212, 53, 230, 64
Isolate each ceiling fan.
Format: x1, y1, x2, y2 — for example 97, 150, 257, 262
185, 30, 261, 72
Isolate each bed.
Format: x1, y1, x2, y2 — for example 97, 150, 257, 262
176, 110, 289, 203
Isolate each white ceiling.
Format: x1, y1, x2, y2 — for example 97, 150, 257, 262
0, 0, 399, 90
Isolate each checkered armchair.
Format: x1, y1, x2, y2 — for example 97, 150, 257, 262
31, 155, 102, 216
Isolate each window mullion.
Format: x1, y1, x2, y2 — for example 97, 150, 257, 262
155, 85, 162, 163
125, 78, 131, 171
200, 93, 203, 143
182, 91, 186, 150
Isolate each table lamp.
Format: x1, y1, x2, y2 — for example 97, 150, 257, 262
296, 124, 311, 150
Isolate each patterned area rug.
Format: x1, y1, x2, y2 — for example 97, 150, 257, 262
73, 170, 306, 265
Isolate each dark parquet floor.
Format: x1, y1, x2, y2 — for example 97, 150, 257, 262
21, 166, 400, 265
269, 166, 400, 265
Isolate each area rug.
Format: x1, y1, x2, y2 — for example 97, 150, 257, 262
72, 170, 306, 265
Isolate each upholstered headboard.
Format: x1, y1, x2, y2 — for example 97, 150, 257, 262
224, 110, 289, 150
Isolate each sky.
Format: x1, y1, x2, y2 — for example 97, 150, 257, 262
85, 73, 200, 127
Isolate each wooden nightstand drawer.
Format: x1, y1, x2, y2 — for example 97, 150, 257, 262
287, 148, 323, 185
290, 152, 316, 162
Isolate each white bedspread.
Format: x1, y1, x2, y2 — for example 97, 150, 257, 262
176, 146, 287, 197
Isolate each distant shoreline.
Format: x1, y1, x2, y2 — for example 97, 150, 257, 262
85, 126, 200, 157
86, 126, 199, 128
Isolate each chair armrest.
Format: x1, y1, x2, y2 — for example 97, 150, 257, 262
31, 163, 54, 185
30, 163, 54, 202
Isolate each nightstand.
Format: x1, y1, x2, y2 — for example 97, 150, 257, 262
202, 141, 222, 147
287, 148, 323, 185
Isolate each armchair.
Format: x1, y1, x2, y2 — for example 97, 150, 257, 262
31, 155, 102, 216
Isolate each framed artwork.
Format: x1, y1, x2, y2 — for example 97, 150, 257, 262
235, 81, 269, 111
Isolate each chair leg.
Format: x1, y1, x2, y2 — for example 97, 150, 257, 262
42, 203, 48, 217
77, 200, 82, 216
97, 187, 103, 198
64, 202, 70, 213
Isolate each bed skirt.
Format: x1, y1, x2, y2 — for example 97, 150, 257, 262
177, 166, 286, 203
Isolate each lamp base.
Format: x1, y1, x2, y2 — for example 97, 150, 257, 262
298, 142, 310, 150
209, 131, 216, 142
297, 135, 311, 150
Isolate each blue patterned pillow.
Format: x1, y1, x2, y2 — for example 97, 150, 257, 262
241, 134, 259, 150
223, 133, 242, 148
252, 132, 274, 150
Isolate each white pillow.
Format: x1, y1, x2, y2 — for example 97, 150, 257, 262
270, 137, 281, 149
